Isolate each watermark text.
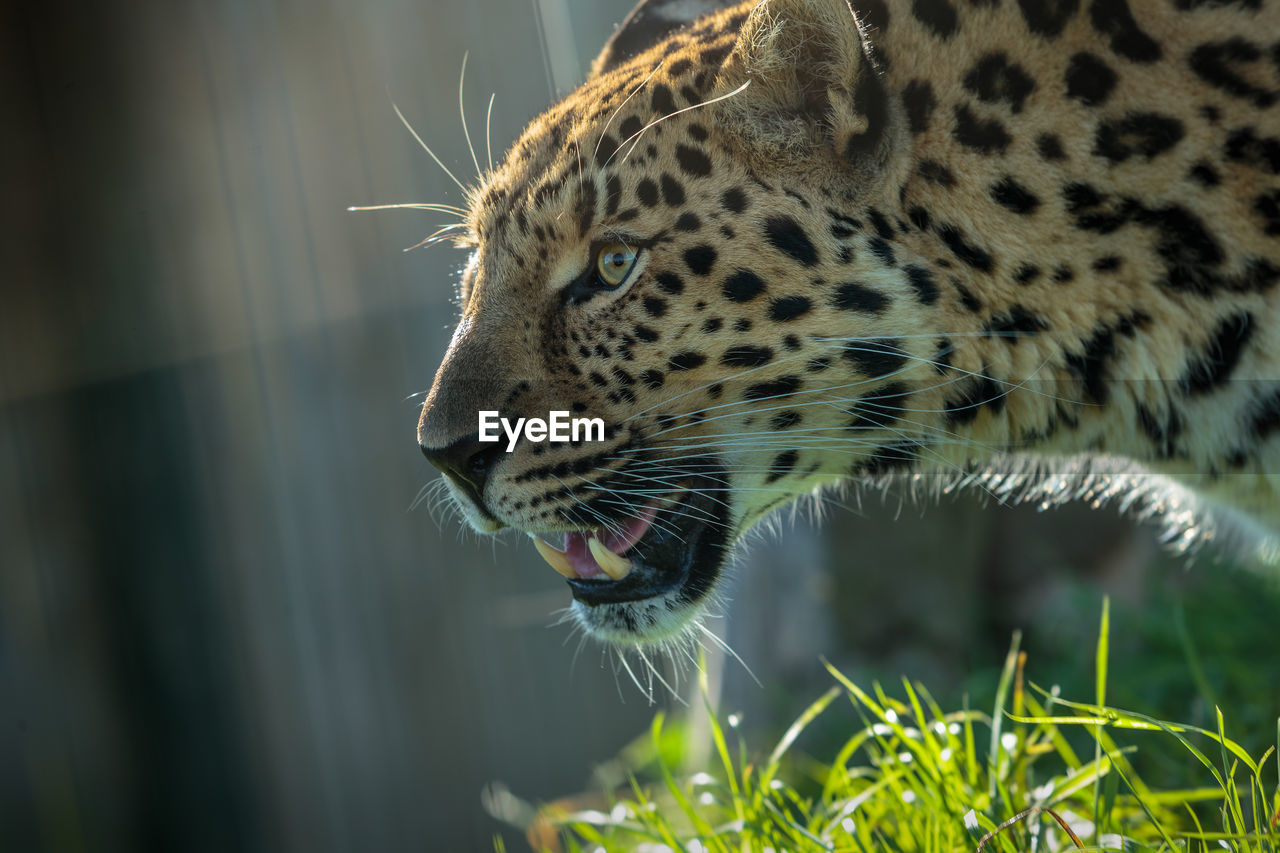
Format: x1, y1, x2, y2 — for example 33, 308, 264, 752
478, 410, 605, 452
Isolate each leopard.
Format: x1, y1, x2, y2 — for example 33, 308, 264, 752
415, 0, 1280, 653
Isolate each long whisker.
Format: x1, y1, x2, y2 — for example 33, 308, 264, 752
392, 100, 468, 194
458, 51, 483, 180
485, 93, 496, 173
347, 202, 468, 215
603, 80, 752, 171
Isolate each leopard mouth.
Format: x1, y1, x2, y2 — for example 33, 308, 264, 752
526, 473, 732, 615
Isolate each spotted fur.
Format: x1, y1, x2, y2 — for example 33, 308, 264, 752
418, 0, 1280, 647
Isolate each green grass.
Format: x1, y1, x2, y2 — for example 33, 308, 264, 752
515, 598, 1279, 852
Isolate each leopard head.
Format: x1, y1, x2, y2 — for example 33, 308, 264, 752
417, 0, 944, 648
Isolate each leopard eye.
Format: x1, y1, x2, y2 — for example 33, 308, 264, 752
595, 243, 637, 289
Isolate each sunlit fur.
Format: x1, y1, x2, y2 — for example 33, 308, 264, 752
414, 0, 1280, 669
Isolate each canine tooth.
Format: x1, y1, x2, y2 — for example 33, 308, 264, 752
588, 536, 633, 581
529, 534, 575, 579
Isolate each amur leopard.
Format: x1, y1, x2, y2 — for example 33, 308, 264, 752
415, 0, 1280, 649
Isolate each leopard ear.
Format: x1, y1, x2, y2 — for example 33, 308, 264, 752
713, 0, 889, 164
591, 0, 731, 78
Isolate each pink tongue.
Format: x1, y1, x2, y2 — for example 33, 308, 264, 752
561, 503, 659, 579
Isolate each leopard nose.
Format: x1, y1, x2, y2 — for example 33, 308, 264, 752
420, 434, 505, 508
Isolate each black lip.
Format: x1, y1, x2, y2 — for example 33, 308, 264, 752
565, 469, 731, 607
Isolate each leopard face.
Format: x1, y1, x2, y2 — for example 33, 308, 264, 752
418, 0, 1280, 647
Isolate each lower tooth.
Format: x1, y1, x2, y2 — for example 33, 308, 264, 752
529, 534, 575, 579
587, 536, 633, 580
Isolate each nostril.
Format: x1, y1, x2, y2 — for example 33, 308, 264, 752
466, 444, 503, 481
419, 434, 504, 510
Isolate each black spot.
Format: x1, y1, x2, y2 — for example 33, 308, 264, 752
990, 176, 1041, 214
1182, 312, 1255, 394
1017, 0, 1079, 38
953, 105, 1011, 154
770, 410, 802, 430
1065, 52, 1117, 106
651, 84, 677, 117
660, 174, 685, 205
1052, 265, 1075, 283
1255, 190, 1280, 235
984, 304, 1048, 343
912, 0, 958, 38
944, 376, 1005, 425
1225, 127, 1280, 174
744, 375, 801, 401
1137, 403, 1183, 459
937, 224, 994, 271
643, 297, 667, 317
764, 216, 819, 266
953, 281, 982, 312
783, 334, 801, 351
575, 181, 597, 238
908, 206, 932, 230
733, 318, 753, 333
1014, 263, 1041, 284
668, 351, 707, 371
868, 238, 897, 266
867, 209, 896, 240
619, 116, 643, 140
1135, 204, 1224, 285
1090, 0, 1161, 63
668, 58, 692, 78
1092, 255, 1123, 272
769, 296, 812, 321
604, 176, 622, 216
636, 179, 659, 207
635, 325, 659, 342
702, 317, 722, 333
765, 450, 799, 484
1249, 390, 1280, 440
593, 134, 618, 171
1189, 161, 1221, 187
856, 442, 919, 476
833, 281, 890, 313
675, 144, 713, 177
639, 369, 664, 389
902, 80, 937, 134
845, 74, 890, 159
675, 213, 701, 232
1095, 113, 1184, 162
919, 159, 957, 186
684, 245, 717, 275
722, 345, 774, 368
849, 381, 913, 428
963, 52, 1036, 113
721, 187, 748, 212
722, 269, 765, 302
1066, 324, 1118, 404
1037, 133, 1067, 161
905, 265, 939, 305
806, 357, 832, 372
842, 338, 908, 376
699, 43, 732, 67
687, 123, 708, 143
656, 272, 685, 295
1063, 182, 1137, 234
1189, 38, 1277, 108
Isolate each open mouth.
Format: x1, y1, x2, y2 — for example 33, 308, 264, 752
526, 474, 731, 608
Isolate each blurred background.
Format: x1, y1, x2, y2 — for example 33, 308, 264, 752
3, 0, 1277, 850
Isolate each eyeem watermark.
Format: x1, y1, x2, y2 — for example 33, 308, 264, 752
478, 411, 605, 452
